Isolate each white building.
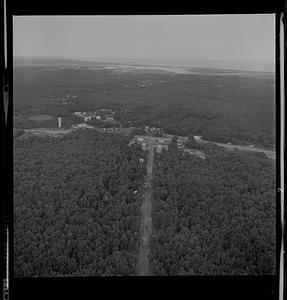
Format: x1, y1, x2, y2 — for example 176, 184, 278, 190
155, 144, 163, 154
155, 143, 168, 154
84, 116, 92, 122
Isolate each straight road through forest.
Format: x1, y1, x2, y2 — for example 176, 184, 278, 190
137, 140, 155, 276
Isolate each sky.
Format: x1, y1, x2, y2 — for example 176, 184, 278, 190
13, 15, 275, 71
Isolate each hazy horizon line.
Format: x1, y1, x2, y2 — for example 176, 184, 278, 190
13, 55, 275, 73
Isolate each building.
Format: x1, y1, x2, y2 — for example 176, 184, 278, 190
139, 158, 144, 164
96, 116, 101, 120
155, 144, 162, 154
84, 116, 92, 122
155, 143, 168, 154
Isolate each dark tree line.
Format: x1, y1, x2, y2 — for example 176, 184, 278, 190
150, 144, 276, 275
14, 130, 147, 276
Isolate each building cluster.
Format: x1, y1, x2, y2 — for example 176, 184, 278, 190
154, 139, 169, 153
137, 80, 153, 87
129, 136, 171, 153
128, 134, 205, 159
154, 137, 189, 154
144, 126, 163, 136
73, 111, 102, 122
73, 109, 116, 123
50, 94, 76, 105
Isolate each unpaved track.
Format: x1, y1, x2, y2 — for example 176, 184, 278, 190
137, 140, 155, 276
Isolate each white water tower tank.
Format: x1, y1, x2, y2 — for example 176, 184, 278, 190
58, 117, 62, 128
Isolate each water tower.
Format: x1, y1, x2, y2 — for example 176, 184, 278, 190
58, 117, 62, 129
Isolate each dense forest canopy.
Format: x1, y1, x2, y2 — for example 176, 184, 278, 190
13, 62, 276, 276
14, 130, 146, 276
150, 145, 276, 275
13, 65, 275, 148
